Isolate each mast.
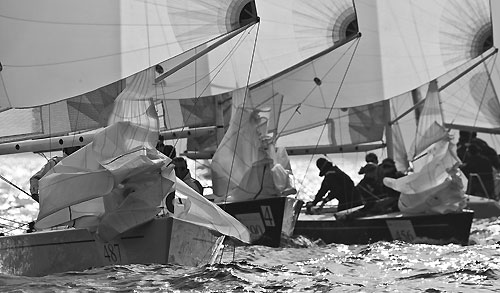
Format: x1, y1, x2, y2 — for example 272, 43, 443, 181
384, 100, 394, 159
215, 95, 225, 146
411, 89, 422, 123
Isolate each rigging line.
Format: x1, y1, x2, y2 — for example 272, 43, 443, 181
0, 223, 17, 232
471, 55, 496, 128
156, 22, 256, 143
158, 23, 258, 98
445, 50, 497, 128
156, 24, 256, 170
253, 165, 267, 200
0, 173, 29, 196
293, 38, 361, 194
222, 22, 261, 204
274, 38, 360, 140
0, 215, 28, 226
156, 25, 258, 197
2, 223, 29, 235
155, 21, 258, 84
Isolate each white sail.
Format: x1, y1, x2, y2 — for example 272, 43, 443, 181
408, 81, 448, 159
0, 0, 257, 109
149, 0, 357, 100
33, 61, 251, 243
231, 0, 493, 156
0, 82, 120, 144
384, 139, 467, 214
248, 0, 493, 113
211, 89, 296, 202
438, 48, 500, 133
36, 121, 250, 243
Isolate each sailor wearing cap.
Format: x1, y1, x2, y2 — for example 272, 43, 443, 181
305, 158, 363, 214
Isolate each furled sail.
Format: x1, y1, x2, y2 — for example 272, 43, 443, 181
0, 0, 257, 109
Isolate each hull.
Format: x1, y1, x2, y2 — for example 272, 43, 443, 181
218, 197, 303, 247
0, 217, 224, 277
294, 210, 474, 245
465, 195, 500, 218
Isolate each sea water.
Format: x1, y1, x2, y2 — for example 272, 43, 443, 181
0, 153, 499, 292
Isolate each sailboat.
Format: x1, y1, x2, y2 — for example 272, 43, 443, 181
140, 0, 363, 247
150, 0, 386, 248
151, 0, 485, 245
237, 0, 490, 245
0, 0, 259, 276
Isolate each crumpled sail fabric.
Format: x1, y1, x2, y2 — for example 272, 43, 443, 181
408, 80, 449, 160
384, 139, 467, 214
36, 121, 250, 243
172, 178, 250, 243
211, 106, 296, 202
35, 122, 171, 235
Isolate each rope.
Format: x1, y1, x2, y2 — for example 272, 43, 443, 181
0, 174, 30, 196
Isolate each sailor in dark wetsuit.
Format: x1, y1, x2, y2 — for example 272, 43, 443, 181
306, 158, 363, 213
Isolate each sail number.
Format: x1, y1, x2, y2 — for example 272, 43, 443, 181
386, 220, 417, 243
260, 205, 275, 227
103, 243, 122, 263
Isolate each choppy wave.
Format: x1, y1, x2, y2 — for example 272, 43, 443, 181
0, 226, 498, 292
0, 154, 499, 292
